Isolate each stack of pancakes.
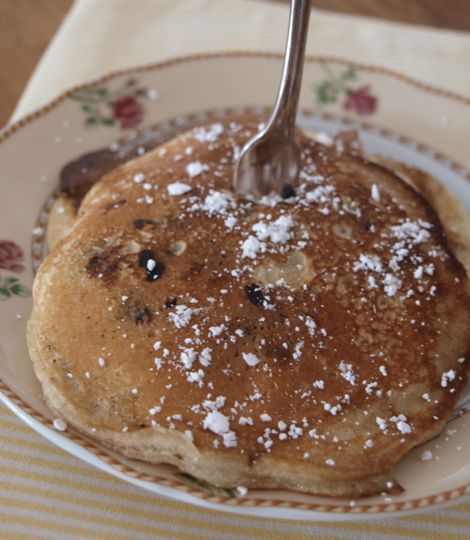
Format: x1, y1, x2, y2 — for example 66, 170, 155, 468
28, 117, 470, 497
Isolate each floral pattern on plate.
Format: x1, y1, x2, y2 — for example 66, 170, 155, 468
0, 241, 25, 273
0, 241, 31, 301
315, 64, 378, 116
70, 78, 158, 129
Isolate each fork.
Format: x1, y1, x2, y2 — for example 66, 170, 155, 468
233, 0, 311, 198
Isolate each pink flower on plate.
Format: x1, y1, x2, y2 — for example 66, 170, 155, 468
0, 241, 25, 273
343, 85, 378, 116
112, 95, 144, 129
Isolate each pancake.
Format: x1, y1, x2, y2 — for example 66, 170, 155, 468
47, 130, 167, 249
47, 133, 470, 285
377, 159, 470, 280
28, 118, 470, 497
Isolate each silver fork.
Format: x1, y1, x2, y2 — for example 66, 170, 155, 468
233, 0, 311, 198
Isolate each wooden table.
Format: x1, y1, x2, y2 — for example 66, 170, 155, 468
1, 0, 469, 127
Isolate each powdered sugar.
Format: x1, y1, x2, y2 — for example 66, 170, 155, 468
383, 273, 402, 296
252, 215, 294, 244
338, 361, 356, 386
186, 161, 208, 178
203, 411, 229, 434
202, 190, 235, 215
390, 414, 412, 435
305, 185, 335, 204
420, 450, 433, 461
167, 182, 192, 196
202, 411, 237, 447
371, 183, 380, 202
241, 235, 266, 259
180, 348, 196, 369
390, 219, 432, 244
353, 254, 383, 273
441, 370, 456, 388
242, 353, 260, 366
193, 122, 224, 143
53, 418, 67, 432
168, 305, 198, 329
305, 316, 316, 336
199, 348, 212, 367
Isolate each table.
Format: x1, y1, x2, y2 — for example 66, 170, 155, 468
1, 0, 469, 127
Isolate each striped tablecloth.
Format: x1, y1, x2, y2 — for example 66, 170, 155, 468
4, 0, 470, 537
2, 403, 469, 538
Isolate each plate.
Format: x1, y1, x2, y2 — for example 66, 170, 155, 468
0, 52, 469, 520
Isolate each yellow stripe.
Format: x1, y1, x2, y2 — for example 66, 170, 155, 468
0, 448, 113, 480
0, 415, 50, 435
1, 474, 468, 540
0, 531, 46, 540
0, 406, 17, 417
0, 479, 344, 540
1, 479, 213, 527
0, 512, 120, 540
0, 497, 211, 540
2, 483, 360, 540
452, 504, 470, 512
0, 412, 42, 430
0, 427, 67, 455
316, 521, 468, 538
404, 512, 470, 528
1, 464, 156, 503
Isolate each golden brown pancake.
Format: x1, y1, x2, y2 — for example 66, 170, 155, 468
47, 132, 470, 285
47, 133, 166, 249
29, 118, 470, 497
377, 159, 470, 280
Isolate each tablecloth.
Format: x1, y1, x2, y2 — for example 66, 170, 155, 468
3, 0, 470, 537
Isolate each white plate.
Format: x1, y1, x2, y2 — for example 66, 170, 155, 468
0, 52, 469, 520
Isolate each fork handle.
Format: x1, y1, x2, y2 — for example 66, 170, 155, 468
266, 0, 311, 134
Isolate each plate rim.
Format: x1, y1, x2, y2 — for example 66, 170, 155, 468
2, 51, 470, 144
1, 50, 469, 517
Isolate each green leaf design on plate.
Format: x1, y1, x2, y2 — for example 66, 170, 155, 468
10, 284, 31, 297
81, 104, 93, 113
315, 80, 340, 105
0, 288, 11, 301
96, 87, 108, 97
101, 117, 115, 126
85, 117, 98, 127
175, 473, 237, 498
0, 273, 31, 301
